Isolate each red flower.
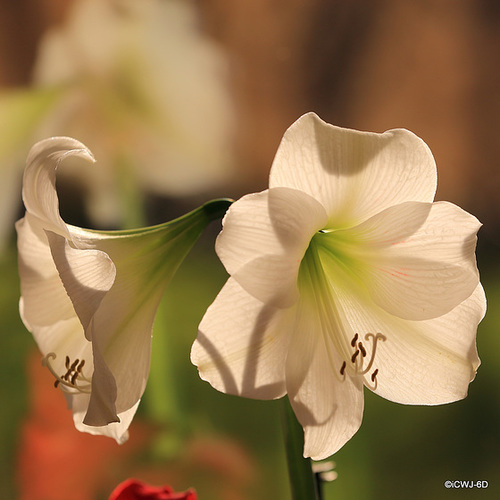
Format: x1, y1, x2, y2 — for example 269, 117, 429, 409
109, 479, 197, 500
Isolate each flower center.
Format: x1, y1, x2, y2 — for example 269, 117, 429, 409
339, 332, 386, 389
300, 232, 386, 389
42, 352, 92, 394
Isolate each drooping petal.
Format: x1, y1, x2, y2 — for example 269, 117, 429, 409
45, 230, 116, 334
285, 288, 364, 460
17, 214, 94, 387
41, 229, 120, 425
192, 278, 289, 399
87, 286, 157, 417
329, 201, 480, 320
269, 112, 437, 226
22, 137, 95, 237
216, 187, 327, 308
71, 395, 140, 445
16, 215, 76, 330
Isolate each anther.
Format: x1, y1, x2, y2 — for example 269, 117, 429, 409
351, 350, 360, 363
351, 333, 358, 347
371, 369, 379, 382
340, 361, 347, 376
42, 352, 91, 394
358, 342, 366, 357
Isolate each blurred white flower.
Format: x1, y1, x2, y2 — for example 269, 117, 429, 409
17, 136, 230, 442
1, 0, 233, 235
191, 112, 486, 460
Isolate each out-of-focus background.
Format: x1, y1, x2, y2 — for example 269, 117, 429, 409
1, 0, 499, 499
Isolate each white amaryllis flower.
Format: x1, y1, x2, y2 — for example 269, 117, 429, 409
31, 0, 233, 225
191, 112, 486, 460
16, 137, 230, 443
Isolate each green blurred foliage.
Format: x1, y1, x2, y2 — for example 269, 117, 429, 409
1, 226, 499, 499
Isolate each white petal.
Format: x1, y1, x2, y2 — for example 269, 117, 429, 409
358, 202, 479, 320
216, 187, 327, 307
71, 395, 140, 445
192, 278, 289, 399
367, 285, 484, 404
269, 112, 437, 226
285, 292, 364, 460
327, 281, 484, 404
22, 137, 95, 237
16, 215, 76, 329
45, 230, 116, 334
82, 335, 119, 425
17, 216, 98, 390
89, 287, 157, 415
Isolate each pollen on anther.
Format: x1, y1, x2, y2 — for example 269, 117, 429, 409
340, 361, 347, 376
351, 333, 358, 347
371, 369, 379, 382
358, 342, 366, 357
351, 350, 360, 363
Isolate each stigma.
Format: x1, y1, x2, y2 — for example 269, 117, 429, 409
42, 352, 92, 394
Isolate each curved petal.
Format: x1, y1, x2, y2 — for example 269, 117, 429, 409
45, 230, 116, 333
16, 215, 76, 329
325, 279, 484, 405
89, 288, 157, 416
192, 278, 289, 399
286, 291, 364, 460
42, 229, 121, 425
358, 201, 479, 320
216, 187, 327, 307
71, 395, 140, 445
269, 112, 437, 226
365, 284, 484, 404
22, 137, 95, 237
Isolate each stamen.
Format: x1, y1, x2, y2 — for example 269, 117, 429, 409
357, 332, 386, 376
339, 332, 386, 383
42, 352, 91, 394
358, 342, 366, 357
340, 361, 347, 376
351, 350, 360, 363
365, 368, 380, 391
77, 359, 85, 373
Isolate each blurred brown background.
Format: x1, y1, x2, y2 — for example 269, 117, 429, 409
2, 0, 499, 236
1, 2, 499, 499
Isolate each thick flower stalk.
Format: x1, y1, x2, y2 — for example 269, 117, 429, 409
191, 112, 486, 460
16, 137, 230, 443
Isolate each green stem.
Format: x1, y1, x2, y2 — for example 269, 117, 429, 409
116, 154, 146, 229
282, 397, 319, 500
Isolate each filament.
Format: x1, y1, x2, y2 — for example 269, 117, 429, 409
42, 352, 92, 394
